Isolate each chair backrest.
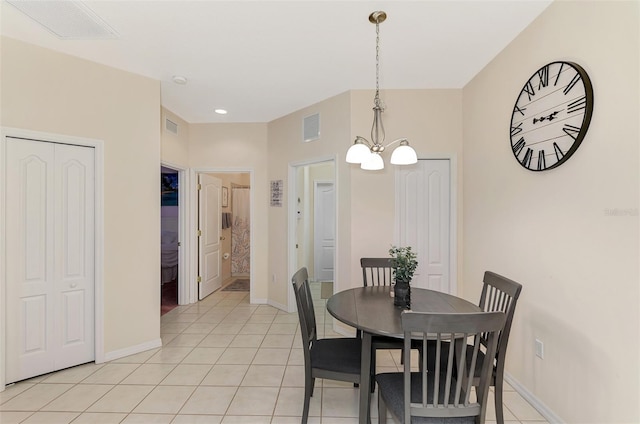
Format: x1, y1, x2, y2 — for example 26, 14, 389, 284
479, 271, 523, 369
361, 257, 396, 286
292, 267, 317, 351
401, 311, 506, 422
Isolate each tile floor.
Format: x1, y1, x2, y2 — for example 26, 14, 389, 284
0, 283, 549, 423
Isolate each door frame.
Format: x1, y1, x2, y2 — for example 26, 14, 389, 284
160, 162, 190, 305
188, 168, 255, 304
394, 154, 458, 295
288, 156, 337, 313
0, 127, 105, 391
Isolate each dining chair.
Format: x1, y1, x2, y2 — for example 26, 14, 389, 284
376, 310, 506, 424
291, 267, 362, 424
360, 258, 407, 388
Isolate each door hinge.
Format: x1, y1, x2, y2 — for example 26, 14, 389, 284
197, 276, 202, 283
197, 183, 202, 190
197, 230, 202, 237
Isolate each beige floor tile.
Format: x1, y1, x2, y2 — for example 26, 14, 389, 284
267, 323, 298, 335
81, 363, 140, 384
70, 412, 127, 423
240, 365, 285, 387
245, 314, 276, 324
261, 334, 294, 349
281, 366, 305, 387
252, 348, 290, 365
217, 348, 258, 365
183, 322, 218, 334
287, 349, 304, 365
121, 413, 174, 423
172, 414, 223, 423
41, 384, 113, 412
121, 364, 176, 385
160, 364, 212, 385
20, 411, 79, 423
160, 323, 191, 334
182, 347, 225, 364
147, 347, 193, 364
271, 417, 320, 424
196, 313, 229, 324
229, 334, 265, 348
161, 333, 179, 345
201, 365, 249, 386
41, 363, 104, 384
226, 387, 279, 416
180, 386, 237, 414
87, 385, 154, 413
198, 333, 235, 348
167, 313, 200, 323
0, 384, 73, 411
320, 418, 360, 424
221, 416, 271, 423
0, 383, 35, 405
133, 386, 195, 414
0, 411, 34, 423
272, 314, 299, 324
485, 391, 518, 421
166, 333, 207, 347
211, 324, 244, 334
273, 387, 321, 417
321, 387, 359, 418
239, 323, 271, 335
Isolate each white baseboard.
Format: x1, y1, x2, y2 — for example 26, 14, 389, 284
267, 298, 289, 312
101, 338, 162, 363
504, 372, 564, 424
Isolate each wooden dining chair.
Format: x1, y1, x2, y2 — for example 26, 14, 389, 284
376, 310, 506, 424
291, 267, 362, 424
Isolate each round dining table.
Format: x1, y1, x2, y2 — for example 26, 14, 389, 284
326, 285, 481, 424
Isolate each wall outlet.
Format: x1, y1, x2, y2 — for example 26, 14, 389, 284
272, 274, 276, 283
535, 339, 544, 359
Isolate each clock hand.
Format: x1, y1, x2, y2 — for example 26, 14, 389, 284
532, 110, 562, 124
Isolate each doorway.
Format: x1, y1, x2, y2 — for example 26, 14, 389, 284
161, 166, 180, 314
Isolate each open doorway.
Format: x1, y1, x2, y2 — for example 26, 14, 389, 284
161, 166, 180, 315
291, 159, 336, 307
197, 172, 251, 298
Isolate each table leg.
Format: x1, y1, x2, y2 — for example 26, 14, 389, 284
359, 331, 372, 424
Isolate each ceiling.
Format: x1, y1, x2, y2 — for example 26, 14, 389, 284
1, 0, 553, 123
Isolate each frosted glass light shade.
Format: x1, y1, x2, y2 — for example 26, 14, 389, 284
346, 143, 372, 164
390, 144, 418, 165
361, 152, 384, 170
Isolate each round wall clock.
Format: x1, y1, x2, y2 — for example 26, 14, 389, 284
510, 61, 594, 171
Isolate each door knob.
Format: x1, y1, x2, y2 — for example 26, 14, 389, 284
70, 283, 77, 288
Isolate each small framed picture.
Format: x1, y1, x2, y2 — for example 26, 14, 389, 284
222, 186, 229, 207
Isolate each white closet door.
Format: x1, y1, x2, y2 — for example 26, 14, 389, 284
5, 138, 95, 383
313, 182, 335, 282
198, 174, 222, 299
396, 159, 451, 293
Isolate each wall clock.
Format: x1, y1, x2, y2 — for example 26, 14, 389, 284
510, 61, 594, 171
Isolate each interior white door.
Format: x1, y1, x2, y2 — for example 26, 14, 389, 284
198, 174, 222, 299
313, 181, 335, 281
396, 159, 451, 293
5, 138, 95, 383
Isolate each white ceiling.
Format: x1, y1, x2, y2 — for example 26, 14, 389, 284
1, 0, 552, 123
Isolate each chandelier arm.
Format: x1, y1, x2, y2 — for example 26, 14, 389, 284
383, 138, 410, 149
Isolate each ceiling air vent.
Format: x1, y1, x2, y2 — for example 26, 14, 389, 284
6, 0, 119, 40
303, 113, 320, 142
165, 118, 178, 135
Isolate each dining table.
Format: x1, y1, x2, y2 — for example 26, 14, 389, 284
326, 285, 481, 424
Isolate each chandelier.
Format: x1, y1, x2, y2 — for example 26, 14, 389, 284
346, 11, 418, 171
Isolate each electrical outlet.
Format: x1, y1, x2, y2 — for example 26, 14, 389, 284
272, 274, 276, 283
535, 339, 544, 359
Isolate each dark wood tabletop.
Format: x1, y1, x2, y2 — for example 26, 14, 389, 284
326, 285, 481, 337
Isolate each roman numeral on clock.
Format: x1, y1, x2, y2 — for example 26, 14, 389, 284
514, 104, 526, 116
521, 148, 533, 168
512, 137, 526, 156
563, 124, 581, 140
537, 65, 549, 89
537, 150, 546, 170
510, 122, 523, 136
523, 81, 535, 101
553, 142, 565, 161
567, 96, 587, 113
563, 73, 582, 95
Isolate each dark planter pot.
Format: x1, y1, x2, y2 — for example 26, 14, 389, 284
393, 279, 411, 308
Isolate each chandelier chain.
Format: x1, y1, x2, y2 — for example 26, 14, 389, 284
374, 21, 381, 107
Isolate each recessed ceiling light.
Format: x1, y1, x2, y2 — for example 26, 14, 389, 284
215, 109, 228, 115
172, 75, 187, 85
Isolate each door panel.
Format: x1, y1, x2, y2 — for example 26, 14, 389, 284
198, 174, 222, 299
397, 160, 451, 293
5, 138, 95, 383
313, 182, 335, 281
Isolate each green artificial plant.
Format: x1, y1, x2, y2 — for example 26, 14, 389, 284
389, 245, 418, 283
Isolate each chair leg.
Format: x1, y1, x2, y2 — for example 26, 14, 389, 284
302, 377, 312, 424
494, 376, 504, 424
378, 391, 387, 424
370, 348, 377, 393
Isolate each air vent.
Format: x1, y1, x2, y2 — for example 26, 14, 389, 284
303, 113, 320, 142
165, 118, 178, 135
7, 0, 119, 40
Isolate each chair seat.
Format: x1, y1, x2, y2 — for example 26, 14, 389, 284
311, 338, 361, 374
376, 372, 476, 424
372, 334, 403, 348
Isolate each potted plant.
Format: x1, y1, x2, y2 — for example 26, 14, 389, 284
389, 245, 418, 307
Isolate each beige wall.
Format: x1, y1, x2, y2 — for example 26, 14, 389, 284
161, 107, 190, 167
188, 124, 269, 301
1, 37, 162, 354
462, 1, 639, 422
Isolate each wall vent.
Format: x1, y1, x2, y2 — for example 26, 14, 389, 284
165, 118, 178, 135
303, 113, 320, 142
